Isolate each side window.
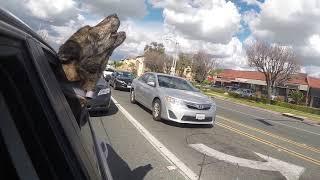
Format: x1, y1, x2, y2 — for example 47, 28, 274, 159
139, 73, 149, 83
147, 74, 156, 83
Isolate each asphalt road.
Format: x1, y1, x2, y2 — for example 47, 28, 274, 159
93, 89, 320, 180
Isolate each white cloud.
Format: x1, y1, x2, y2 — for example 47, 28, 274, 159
25, 0, 77, 20
81, 0, 147, 20
301, 65, 320, 78
248, 0, 320, 67
114, 19, 247, 70
151, 0, 241, 44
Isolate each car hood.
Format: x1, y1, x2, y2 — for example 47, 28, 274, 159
160, 88, 213, 104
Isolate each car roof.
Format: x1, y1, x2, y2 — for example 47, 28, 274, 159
149, 72, 186, 80
0, 8, 55, 53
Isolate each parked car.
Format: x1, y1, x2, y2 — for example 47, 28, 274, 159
0, 9, 113, 180
130, 73, 216, 125
225, 86, 238, 92
87, 77, 111, 112
103, 68, 115, 78
110, 70, 134, 90
235, 88, 254, 97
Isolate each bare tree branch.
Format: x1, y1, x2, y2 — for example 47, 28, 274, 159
246, 40, 300, 102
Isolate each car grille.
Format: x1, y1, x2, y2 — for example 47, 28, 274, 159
181, 116, 212, 122
185, 102, 211, 110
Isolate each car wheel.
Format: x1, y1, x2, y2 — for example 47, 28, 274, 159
130, 89, 136, 104
152, 99, 161, 121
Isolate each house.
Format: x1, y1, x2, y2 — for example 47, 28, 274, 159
118, 56, 145, 76
215, 69, 320, 108
307, 77, 320, 108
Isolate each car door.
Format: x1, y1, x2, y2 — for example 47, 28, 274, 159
140, 74, 157, 109
134, 73, 149, 104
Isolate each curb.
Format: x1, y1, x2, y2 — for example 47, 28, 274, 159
282, 113, 305, 121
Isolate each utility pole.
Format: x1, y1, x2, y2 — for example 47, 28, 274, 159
163, 37, 179, 76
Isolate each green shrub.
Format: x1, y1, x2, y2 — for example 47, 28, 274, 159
289, 90, 304, 105
208, 87, 225, 94
228, 92, 241, 98
274, 101, 320, 115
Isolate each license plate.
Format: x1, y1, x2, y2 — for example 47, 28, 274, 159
196, 114, 205, 120
127, 85, 132, 88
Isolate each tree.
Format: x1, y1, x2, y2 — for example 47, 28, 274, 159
192, 51, 217, 83
163, 55, 173, 74
246, 40, 300, 103
176, 53, 192, 76
113, 61, 124, 68
144, 42, 166, 72
289, 90, 304, 105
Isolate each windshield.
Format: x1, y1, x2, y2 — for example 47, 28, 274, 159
117, 72, 133, 78
157, 75, 196, 92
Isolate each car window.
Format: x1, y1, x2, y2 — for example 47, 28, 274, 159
116, 71, 133, 78
106, 68, 114, 72
157, 75, 196, 91
146, 74, 156, 83
139, 73, 149, 83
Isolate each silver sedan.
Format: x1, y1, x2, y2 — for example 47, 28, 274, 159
130, 72, 216, 125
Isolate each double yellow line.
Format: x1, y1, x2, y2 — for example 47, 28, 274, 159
216, 116, 320, 166
217, 115, 320, 154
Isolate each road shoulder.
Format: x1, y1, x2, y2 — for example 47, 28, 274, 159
90, 102, 186, 180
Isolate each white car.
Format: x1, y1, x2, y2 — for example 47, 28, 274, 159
103, 68, 115, 78
130, 72, 216, 125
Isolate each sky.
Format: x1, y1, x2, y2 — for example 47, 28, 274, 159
1, 0, 320, 77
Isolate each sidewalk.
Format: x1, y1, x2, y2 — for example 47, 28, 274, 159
205, 91, 320, 126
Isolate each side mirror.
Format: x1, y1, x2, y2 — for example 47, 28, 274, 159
105, 75, 111, 81
147, 81, 155, 87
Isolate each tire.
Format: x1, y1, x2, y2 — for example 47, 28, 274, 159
130, 89, 136, 104
152, 99, 162, 121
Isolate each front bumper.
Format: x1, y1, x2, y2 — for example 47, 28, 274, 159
115, 80, 132, 89
161, 101, 216, 125
87, 94, 111, 111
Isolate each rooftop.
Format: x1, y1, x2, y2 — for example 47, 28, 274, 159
217, 69, 318, 88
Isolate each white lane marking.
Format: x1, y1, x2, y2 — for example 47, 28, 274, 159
111, 96, 199, 180
217, 105, 320, 136
167, 165, 177, 171
190, 143, 305, 180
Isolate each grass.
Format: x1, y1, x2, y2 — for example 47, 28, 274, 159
203, 89, 320, 123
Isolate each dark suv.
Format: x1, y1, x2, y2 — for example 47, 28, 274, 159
0, 9, 112, 180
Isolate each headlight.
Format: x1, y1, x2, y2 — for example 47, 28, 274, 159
98, 88, 110, 96
165, 96, 184, 105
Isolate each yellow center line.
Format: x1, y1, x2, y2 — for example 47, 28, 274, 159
217, 115, 320, 154
216, 122, 320, 166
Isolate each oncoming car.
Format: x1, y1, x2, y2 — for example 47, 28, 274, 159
130, 73, 216, 125
110, 70, 134, 90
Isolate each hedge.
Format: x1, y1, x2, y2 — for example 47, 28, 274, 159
226, 92, 320, 115
274, 101, 320, 115
208, 87, 226, 94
